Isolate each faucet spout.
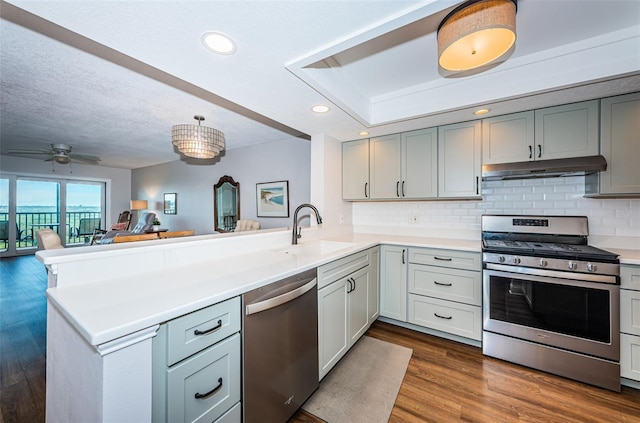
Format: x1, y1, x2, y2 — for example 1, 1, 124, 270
291, 204, 323, 245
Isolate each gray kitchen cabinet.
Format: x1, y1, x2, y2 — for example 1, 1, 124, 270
534, 100, 599, 160
621, 264, 640, 384
153, 297, 241, 423
438, 120, 482, 198
369, 246, 380, 321
342, 138, 370, 200
369, 134, 402, 199
317, 249, 377, 380
482, 111, 535, 164
482, 100, 599, 165
407, 247, 482, 341
586, 92, 640, 197
380, 245, 407, 322
402, 128, 438, 198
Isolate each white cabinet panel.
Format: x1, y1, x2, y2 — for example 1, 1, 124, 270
482, 111, 535, 164
380, 246, 407, 321
370, 134, 402, 199
438, 120, 482, 198
318, 277, 349, 379
408, 264, 481, 306
621, 333, 640, 381
402, 128, 438, 198
621, 289, 640, 336
408, 295, 482, 341
342, 139, 370, 200
369, 247, 380, 321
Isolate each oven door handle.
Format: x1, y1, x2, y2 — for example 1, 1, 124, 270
484, 263, 618, 285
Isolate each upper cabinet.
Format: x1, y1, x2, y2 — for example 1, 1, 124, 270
585, 92, 640, 197
369, 134, 402, 199
438, 121, 482, 199
342, 139, 370, 200
482, 100, 599, 165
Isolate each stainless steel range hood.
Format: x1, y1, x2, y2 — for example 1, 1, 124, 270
482, 155, 607, 181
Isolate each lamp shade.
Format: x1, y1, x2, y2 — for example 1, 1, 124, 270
172, 115, 225, 159
438, 0, 517, 72
130, 200, 148, 210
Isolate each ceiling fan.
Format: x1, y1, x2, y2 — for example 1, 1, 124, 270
7, 143, 101, 165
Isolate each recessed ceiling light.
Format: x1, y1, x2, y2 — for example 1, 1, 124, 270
359, 131, 369, 136
311, 105, 330, 113
202, 32, 237, 55
474, 108, 491, 115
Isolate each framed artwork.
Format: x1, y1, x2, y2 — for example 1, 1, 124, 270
164, 193, 177, 214
256, 181, 289, 217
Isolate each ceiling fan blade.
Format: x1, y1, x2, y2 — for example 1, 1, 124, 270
7, 149, 52, 155
69, 155, 101, 164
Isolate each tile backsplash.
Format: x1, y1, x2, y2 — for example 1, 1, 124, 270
353, 176, 640, 247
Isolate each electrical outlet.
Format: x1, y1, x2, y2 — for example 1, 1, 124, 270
408, 215, 418, 224
339, 214, 344, 224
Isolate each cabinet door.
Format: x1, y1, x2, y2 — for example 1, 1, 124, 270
368, 247, 380, 322
380, 246, 407, 322
482, 111, 534, 164
599, 92, 640, 195
342, 139, 370, 200
318, 279, 349, 379
369, 134, 402, 199
402, 128, 438, 198
534, 100, 599, 160
348, 267, 370, 345
621, 289, 640, 336
438, 121, 482, 198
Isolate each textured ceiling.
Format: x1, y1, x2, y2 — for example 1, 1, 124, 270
0, 0, 638, 169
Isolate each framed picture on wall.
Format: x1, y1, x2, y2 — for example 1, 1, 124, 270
164, 193, 177, 214
256, 181, 289, 217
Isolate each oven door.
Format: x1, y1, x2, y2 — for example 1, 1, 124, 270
483, 266, 620, 361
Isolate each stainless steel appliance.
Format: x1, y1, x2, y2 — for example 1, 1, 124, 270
242, 268, 319, 422
481, 215, 621, 391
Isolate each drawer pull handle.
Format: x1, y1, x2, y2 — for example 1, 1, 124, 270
194, 319, 222, 336
195, 377, 223, 399
434, 313, 452, 320
434, 256, 452, 261
434, 281, 452, 287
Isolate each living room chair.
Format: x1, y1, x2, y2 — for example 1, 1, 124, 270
97, 212, 156, 244
90, 211, 133, 245
72, 217, 102, 244
35, 228, 64, 250
0, 221, 30, 248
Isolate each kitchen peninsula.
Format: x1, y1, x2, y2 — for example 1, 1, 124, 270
38, 226, 639, 422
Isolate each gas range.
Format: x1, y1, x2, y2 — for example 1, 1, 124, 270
481, 215, 619, 279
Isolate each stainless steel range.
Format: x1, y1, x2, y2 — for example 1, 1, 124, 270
481, 215, 621, 391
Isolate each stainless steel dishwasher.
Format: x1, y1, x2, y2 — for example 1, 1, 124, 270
242, 268, 319, 423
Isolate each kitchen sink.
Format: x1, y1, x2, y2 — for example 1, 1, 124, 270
278, 240, 355, 256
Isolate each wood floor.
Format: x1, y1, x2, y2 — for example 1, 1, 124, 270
1, 255, 639, 423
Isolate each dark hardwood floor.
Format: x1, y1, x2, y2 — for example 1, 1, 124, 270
1, 255, 639, 423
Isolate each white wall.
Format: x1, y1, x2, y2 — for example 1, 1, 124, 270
131, 138, 311, 234
0, 154, 132, 225
353, 176, 640, 249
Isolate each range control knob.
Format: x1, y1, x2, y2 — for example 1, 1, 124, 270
498, 255, 506, 263
513, 257, 521, 265
567, 261, 577, 270
539, 259, 548, 267
587, 263, 597, 273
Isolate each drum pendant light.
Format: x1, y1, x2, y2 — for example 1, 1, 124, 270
171, 115, 225, 159
438, 0, 517, 72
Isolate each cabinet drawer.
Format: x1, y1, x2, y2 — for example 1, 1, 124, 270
408, 247, 481, 271
167, 333, 241, 423
408, 264, 481, 306
621, 289, 640, 336
215, 401, 241, 423
408, 294, 481, 341
167, 297, 241, 365
621, 265, 640, 291
317, 249, 370, 289
621, 333, 640, 382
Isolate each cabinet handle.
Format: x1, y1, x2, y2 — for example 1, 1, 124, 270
347, 277, 355, 293
402, 181, 406, 197
352, 277, 356, 292
434, 256, 452, 261
402, 249, 405, 264
434, 313, 452, 320
195, 377, 223, 399
538, 144, 542, 158
476, 176, 479, 195
365, 182, 368, 198
396, 181, 400, 197
347, 278, 352, 293
194, 319, 222, 336
434, 281, 452, 287
529, 145, 532, 159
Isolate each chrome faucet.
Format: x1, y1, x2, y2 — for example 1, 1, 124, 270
292, 204, 323, 244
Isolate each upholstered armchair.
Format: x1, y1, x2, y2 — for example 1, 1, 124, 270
234, 220, 260, 231
96, 212, 156, 244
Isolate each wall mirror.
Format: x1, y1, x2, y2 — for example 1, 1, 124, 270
214, 175, 240, 232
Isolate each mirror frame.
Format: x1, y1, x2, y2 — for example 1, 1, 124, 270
213, 175, 240, 232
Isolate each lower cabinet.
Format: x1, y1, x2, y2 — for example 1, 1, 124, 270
380, 245, 408, 321
621, 264, 640, 383
318, 248, 378, 380
153, 297, 242, 423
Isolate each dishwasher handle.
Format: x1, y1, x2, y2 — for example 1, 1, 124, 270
245, 278, 317, 315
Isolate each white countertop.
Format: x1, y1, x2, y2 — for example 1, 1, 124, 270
42, 229, 638, 347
